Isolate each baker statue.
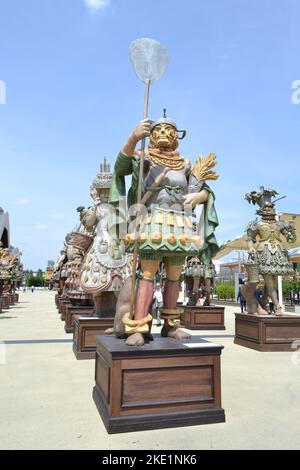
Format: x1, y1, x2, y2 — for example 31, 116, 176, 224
109, 111, 219, 346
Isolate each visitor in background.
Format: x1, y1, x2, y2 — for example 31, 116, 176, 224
153, 283, 163, 327
269, 298, 275, 315
237, 282, 247, 313
31, 285, 35, 293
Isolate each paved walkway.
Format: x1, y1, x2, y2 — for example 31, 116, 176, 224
0, 291, 300, 450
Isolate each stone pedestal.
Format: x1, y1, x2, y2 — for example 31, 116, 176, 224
235, 312, 300, 351
181, 305, 225, 330
64, 304, 95, 334
73, 316, 114, 359
93, 335, 225, 434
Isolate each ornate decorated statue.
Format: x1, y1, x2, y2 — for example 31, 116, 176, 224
79, 160, 130, 317
242, 187, 296, 315
109, 112, 219, 346
52, 243, 68, 296
184, 255, 216, 306
62, 229, 93, 305
0, 242, 23, 297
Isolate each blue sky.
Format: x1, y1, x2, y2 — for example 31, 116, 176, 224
0, 0, 299, 270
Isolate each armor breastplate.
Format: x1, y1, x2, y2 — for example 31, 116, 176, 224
143, 160, 189, 207
257, 221, 283, 249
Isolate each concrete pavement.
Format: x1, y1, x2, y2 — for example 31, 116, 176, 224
0, 291, 299, 450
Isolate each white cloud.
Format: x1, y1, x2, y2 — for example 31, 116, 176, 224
52, 213, 66, 220
34, 223, 48, 231
84, 0, 111, 13
16, 199, 30, 205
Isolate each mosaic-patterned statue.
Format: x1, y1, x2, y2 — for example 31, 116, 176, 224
109, 112, 219, 346
184, 255, 216, 306
242, 187, 296, 315
79, 160, 130, 317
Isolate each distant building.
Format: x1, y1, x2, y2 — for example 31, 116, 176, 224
0, 207, 10, 248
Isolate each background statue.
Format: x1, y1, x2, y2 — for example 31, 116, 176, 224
79, 160, 130, 317
242, 187, 296, 315
184, 255, 216, 306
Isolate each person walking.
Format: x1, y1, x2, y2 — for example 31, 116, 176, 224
153, 283, 163, 327
237, 284, 247, 313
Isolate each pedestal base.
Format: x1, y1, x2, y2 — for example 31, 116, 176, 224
1, 296, 10, 309
64, 304, 95, 334
93, 335, 225, 434
60, 300, 71, 321
181, 305, 225, 330
73, 316, 114, 359
235, 312, 300, 351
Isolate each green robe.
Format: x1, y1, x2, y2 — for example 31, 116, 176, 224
109, 152, 219, 261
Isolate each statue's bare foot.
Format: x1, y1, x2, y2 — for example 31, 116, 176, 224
126, 333, 145, 347
161, 324, 191, 340
104, 328, 114, 335
256, 304, 268, 315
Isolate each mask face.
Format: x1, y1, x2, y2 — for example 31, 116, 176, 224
150, 124, 179, 151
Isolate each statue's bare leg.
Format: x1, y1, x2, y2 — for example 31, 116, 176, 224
264, 274, 282, 315
125, 259, 159, 347
161, 264, 191, 340
205, 278, 211, 305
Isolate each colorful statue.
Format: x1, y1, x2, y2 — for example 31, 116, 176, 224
0, 242, 23, 297
242, 187, 296, 315
52, 243, 68, 296
62, 229, 93, 305
79, 160, 130, 317
109, 112, 219, 346
184, 255, 216, 306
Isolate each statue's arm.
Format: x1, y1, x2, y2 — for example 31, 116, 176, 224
121, 119, 152, 158
183, 172, 209, 208
79, 207, 97, 230
281, 221, 297, 244
246, 221, 258, 255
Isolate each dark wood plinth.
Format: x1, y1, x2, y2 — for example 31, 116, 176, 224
60, 300, 71, 321
64, 305, 95, 334
93, 335, 225, 434
73, 316, 114, 359
235, 312, 300, 352
1, 296, 10, 309
14, 293, 19, 303
182, 305, 225, 330
8, 294, 14, 305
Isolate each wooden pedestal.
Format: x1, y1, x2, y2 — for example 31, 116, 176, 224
64, 304, 95, 334
0, 297, 2, 313
182, 305, 225, 330
73, 316, 114, 359
60, 300, 71, 321
235, 313, 300, 351
93, 335, 225, 434
55, 294, 59, 309
8, 294, 14, 305
14, 293, 19, 303
1, 296, 10, 309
